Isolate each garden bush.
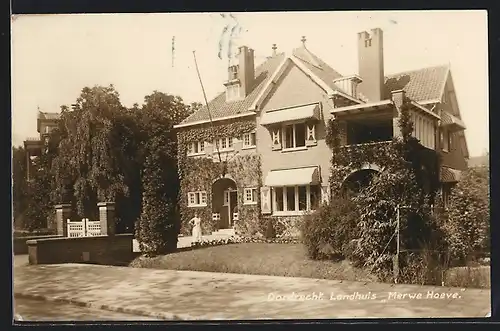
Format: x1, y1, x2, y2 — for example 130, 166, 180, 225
265, 219, 277, 239
301, 198, 359, 260
442, 166, 490, 263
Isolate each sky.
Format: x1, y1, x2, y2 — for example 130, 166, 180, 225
11, 11, 489, 156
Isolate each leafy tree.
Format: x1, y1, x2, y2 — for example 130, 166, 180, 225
443, 165, 490, 262
23, 152, 54, 231
134, 92, 191, 255
52, 85, 134, 219
12, 146, 28, 229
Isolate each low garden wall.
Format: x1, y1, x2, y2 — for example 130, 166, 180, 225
13, 235, 62, 255
27, 234, 134, 265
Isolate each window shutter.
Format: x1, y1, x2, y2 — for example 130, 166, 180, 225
271, 128, 282, 151
306, 124, 317, 146
261, 187, 271, 214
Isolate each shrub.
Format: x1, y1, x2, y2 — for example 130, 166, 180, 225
135, 151, 179, 256
442, 166, 490, 263
301, 198, 359, 260
265, 219, 277, 239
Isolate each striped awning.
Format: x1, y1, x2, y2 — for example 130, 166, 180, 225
264, 166, 320, 186
440, 166, 462, 183
260, 103, 320, 126
441, 111, 466, 131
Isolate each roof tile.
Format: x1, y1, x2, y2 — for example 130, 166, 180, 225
179, 53, 286, 125
179, 48, 450, 126
384, 65, 449, 102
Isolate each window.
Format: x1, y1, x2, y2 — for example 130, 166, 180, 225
441, 129, 449, 152
242, 132, 256, 148
272, 185, 320, 214
187, 191, 207, 207
283, 123, 306, 150
244, 188, 258, 204
275, 187, 284, 212
223, 191, 230, 206
214, 137, 234, 152
188, 141, 205, 156
226, 84, 241, 102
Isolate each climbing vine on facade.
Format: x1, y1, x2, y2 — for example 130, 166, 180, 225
323, 96, 444, 282
177, 118, 262, 236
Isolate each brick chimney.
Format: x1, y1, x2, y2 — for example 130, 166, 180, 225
357, 28, 385, 102
238, 46, 255, 98
224, 46, 255, 102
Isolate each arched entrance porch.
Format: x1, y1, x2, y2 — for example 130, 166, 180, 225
212, 177, 237, 229
340, 168, 379, 197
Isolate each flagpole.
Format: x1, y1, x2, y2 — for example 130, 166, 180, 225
192, 51, 223, 166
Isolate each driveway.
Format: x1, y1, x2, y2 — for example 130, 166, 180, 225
13, 258, 490, 320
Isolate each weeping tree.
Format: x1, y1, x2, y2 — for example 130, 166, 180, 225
52, 85, 137, 221
135, 91, 194, 255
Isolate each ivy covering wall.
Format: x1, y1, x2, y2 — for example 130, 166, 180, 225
177, 118, 264, 236
326, 100, 440, 199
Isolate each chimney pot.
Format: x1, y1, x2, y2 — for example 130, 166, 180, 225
301, 36, 307, 47
272, 44, 277, 56
357, 28, 384, 101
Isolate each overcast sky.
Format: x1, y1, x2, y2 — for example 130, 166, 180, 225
11, 11, 488, 156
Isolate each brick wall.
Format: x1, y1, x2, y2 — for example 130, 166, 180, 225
13, 235, 62, 255
27, 234, 134, 265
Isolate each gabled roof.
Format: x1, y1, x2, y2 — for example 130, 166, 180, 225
178, 47, 451, 127
177, 53, 286, 126
384, 65, 449, 103
37, 111, 61, 120
291, 47, 343, 91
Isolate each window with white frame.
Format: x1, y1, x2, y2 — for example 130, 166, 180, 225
226, 84, 241, 102
214, 137, 234, 151
272, 185, 320, 214
283, 123, 307, 149
187, 191, 207, 207
243, 188, 258, 204
188, 141, 205, 155
242, 132, 256, 148
223, 190, 230, 206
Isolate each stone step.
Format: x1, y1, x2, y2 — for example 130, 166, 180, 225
212, 229, 235, 236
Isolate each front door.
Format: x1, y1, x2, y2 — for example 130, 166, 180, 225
228, 190, 238, 227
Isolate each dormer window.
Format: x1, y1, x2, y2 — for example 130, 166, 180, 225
226, 84, 241, 102
333, 75, 362, 99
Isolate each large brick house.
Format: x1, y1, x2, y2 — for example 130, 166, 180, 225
175, 28, 469, 237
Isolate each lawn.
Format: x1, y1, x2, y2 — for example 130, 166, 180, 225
129, 243, 379, 283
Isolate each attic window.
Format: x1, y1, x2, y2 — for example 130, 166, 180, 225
226, 84, 241, 102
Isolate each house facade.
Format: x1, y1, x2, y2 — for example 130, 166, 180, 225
23, 111, 61, 181
175, 28, 469, 237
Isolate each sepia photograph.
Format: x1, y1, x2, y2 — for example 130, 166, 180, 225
11, 10, 490, 321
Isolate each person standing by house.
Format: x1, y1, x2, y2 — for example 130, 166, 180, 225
189, 213, 202, 244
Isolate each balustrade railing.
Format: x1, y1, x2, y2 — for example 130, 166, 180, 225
67, 218, 102, 237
